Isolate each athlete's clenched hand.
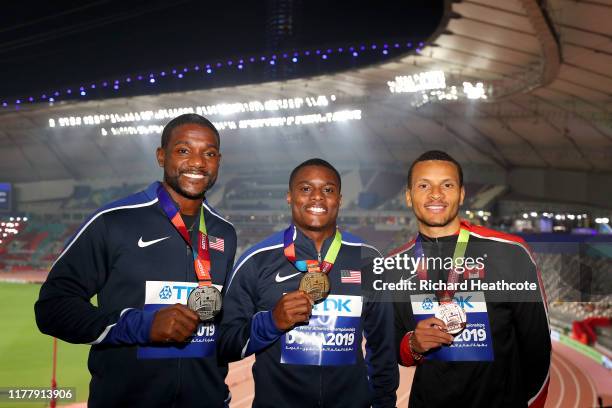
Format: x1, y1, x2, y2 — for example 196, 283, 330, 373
272, 290, 314, 331
150, 304, 199, 343
411, 317, 454, 353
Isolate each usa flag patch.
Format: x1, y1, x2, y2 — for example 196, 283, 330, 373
208, 235, 224, 252
340, 270, 361, 284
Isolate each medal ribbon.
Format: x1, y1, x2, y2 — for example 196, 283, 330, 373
283, 224, 342, 274
157, 185, 212, 287
414, 228, 470, 303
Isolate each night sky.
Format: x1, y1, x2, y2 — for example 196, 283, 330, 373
0, 0, 444, 99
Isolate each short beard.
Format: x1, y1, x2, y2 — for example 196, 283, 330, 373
164, 174, 215, 200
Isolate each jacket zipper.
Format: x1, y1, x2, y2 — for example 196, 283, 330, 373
317, 248, 323, 406
175, 244, 191, 405
319, 365, 323, 407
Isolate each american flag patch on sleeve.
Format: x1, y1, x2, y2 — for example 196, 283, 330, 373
208, 235, 225, 252
340, 269, 361, 284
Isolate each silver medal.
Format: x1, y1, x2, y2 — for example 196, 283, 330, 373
187, 286, 222, 321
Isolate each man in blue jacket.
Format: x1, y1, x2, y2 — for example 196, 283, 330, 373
219, 158, 399, 407
35, 113, 237, 407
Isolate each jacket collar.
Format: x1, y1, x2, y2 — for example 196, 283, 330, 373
145, 181, 211, 213
292, 225, 338, 259
419, 219, 472, 242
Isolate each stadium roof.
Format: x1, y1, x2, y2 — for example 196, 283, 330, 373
1, 0, 611, 183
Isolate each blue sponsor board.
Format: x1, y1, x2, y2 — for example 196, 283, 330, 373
0, 183, 11, 212
411, 292, 494, 362
281, 295, 361, 366
137, 281, 219, 359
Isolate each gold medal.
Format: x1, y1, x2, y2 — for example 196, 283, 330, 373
299, 272, 330, 303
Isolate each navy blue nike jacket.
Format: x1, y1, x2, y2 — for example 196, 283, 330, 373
218, 227, 399, 408
35, 181, 237, 408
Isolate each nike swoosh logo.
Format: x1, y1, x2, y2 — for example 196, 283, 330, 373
138, 236, 170, 248
275, 272, 301, 283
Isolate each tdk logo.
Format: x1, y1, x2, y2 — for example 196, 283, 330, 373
313, 298, 351, 313
172, 285, 196, 300
454, 295, 473, 309
159, 286, 172, 300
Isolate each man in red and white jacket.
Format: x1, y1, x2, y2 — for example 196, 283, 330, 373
391, 151, 550, 407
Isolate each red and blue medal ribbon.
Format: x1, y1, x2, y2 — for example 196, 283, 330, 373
157, 184, 212, 287
283, 224, 342, 274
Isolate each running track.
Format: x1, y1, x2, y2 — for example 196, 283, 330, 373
225, 341, 610, 408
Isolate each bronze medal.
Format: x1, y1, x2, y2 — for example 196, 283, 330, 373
435, 302, 467, 335
187, 286, 222, 322
298, 272, 330, 303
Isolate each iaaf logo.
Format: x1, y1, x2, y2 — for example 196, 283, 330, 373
313, 297, 352, 313
159, 285, 172, 300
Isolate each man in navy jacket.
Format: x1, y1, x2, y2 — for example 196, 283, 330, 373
35, 114, 237, 407
219, 158, 398, 407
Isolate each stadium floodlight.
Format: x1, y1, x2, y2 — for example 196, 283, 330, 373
523, 213, 529, 219
463, 81, 487, 100
50, 95, 337, 129
48, 94, 360, 136
388, 72, 491, 107
102, 110, 362, 135
387, 70, 446, 94
530, 212, 538, 217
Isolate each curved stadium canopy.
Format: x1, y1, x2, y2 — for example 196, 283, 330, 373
0, 0, 611, 186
